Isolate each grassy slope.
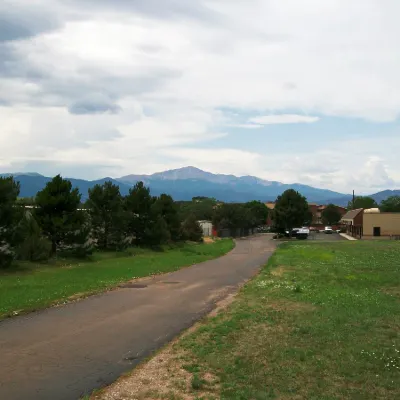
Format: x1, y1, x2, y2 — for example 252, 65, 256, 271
159, 241, 400, 399
0, 240, 234, 319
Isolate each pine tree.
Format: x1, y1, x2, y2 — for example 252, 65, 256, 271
153, 194, 182, 242
35, 175, 82, 255
125, 182, 154, 246
16, 211, 51, 262
63, 210, 94, 257
0, 177, 20, 268
87, 181, 129, 250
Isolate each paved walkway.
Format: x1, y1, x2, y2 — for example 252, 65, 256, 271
0, 235, 275, 400
339, 233, 358, 241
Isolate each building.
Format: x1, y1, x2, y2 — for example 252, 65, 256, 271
341, 208, 400, 239
363, 208, 400, 238
198, 220, 213, 237
341, 208, 364, 238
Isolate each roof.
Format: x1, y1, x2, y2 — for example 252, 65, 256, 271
341, 208, 363, 221
265, 202, 275, 210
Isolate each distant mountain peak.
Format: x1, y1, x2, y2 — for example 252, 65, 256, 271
3, 167, 397, 205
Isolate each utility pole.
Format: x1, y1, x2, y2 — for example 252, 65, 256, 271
352, 190, 355, 209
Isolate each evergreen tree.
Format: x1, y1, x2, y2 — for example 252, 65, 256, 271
153, 194, 182, 241
15, 211, 51, 262
0, 176, 20, 268
35, 175, 82, 254
63, 210, 94, 257
144, 210, 170, 247
87, 181, 128, 250
125, 182, 154, 246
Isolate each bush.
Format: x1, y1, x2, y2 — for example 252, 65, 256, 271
62, 211, 95, 258
0, 234, 14, 268
15, 212, 51, 262
182, 214, 204, 242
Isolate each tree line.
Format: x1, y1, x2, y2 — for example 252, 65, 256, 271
0, 175, 270, 269
0, 175, 205, 268
348, 195, 400, 212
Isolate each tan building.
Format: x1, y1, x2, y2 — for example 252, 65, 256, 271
363, 208, 400, 238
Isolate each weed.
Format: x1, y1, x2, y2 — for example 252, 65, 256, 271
191, 374, 205, 390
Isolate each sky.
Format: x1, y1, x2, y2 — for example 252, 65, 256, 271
1, 0, 400, 194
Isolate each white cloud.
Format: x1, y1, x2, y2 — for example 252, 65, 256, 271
1, 0, 400, 191
249, 114, 319, 125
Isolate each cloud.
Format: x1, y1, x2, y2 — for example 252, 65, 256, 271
0, 0, 400, 191
0, 2, 61, 43
75, 0, 220, 22
68, 94, 122, 115
249, 114, 320, 125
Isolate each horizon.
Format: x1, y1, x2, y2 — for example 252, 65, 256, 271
1, 1, 399, 193
3, 166, 399, 197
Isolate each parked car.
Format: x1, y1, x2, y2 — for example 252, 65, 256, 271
324, 226, 333, 234
285, 228, 309, 239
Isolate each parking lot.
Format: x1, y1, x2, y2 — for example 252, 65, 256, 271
307, 232, 345, 241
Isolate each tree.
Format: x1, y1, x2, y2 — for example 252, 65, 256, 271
380, 196, 400, 212
273, 189, 309, 234
35, 175, 82, 255
144, 210, 170, 247
87, 181, 127, 250
347, 196, 377, 210
182, 214, 204, 242
153, 194, 182, 241
245, 201, 269, 227
125, 182, 154, 246
15, 211, 51, 262
178, 197, 216, 221
63, 210, 94, 257
321, 204, 342, 225
212, 203, 252, 235
0, 176, 20, 268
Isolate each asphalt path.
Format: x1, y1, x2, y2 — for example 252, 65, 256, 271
0, 235, 276, 400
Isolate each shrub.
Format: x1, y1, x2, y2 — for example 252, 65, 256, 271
182, 214, 204, 242
15, 212, 51, 262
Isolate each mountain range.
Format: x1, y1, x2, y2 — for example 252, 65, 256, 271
2, 166, 399, 206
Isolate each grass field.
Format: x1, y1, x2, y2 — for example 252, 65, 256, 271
113, 241, 400, 400
0, 239, 234, 320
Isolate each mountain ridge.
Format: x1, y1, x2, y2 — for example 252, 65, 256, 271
2, 167, 398, 205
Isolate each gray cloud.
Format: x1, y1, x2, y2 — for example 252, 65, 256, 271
68, 94, 122, 115
72, 0, 219, 22
0, 5, 61, 43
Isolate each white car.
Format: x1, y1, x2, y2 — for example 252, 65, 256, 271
324, 226, 333, 234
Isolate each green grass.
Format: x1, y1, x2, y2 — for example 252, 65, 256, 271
0, 239, 234, 319
172, 241, 400, 399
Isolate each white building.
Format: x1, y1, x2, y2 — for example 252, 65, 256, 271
198, 220, 213, 237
